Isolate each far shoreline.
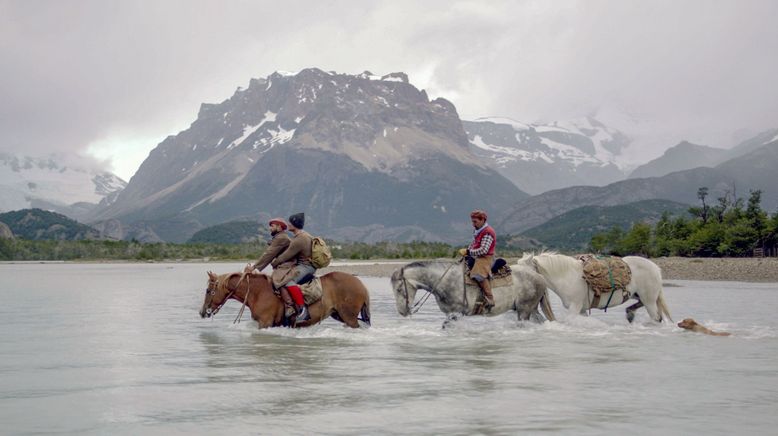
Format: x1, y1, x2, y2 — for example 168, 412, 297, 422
2, 256, 778, 283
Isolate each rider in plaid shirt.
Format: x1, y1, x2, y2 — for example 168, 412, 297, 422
458, 210, 496, 309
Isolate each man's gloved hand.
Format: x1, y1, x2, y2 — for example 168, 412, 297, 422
243, 263, 254, 274
458, 248, 468, 257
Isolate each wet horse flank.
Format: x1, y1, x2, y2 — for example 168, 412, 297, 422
199, 271, 370, 328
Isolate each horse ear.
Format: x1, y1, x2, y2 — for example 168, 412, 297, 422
207, 271, 215, 279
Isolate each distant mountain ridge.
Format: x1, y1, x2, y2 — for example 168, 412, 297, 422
187, 220, 270, 244
0, 208, 102, 240
522, 199, 690, 250
499, 137, 778, 234
628, 141, 727, 179
463, 116, 630, 194
92, 68, 527, 242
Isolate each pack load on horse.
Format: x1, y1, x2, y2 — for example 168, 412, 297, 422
199, 270, 371, 328
576, 254, 632, 310
516, 252, 672, 323
390, 258, 555, 328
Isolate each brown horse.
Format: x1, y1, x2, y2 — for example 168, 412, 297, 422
199, 271, 371, 328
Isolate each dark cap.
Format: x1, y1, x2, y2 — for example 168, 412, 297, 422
288, 212, 305, 229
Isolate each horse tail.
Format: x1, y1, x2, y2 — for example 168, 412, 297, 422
358, 300, 371, 326
656, 288, 673, 323
357, 288, 371, 327
540, 288, 556, 322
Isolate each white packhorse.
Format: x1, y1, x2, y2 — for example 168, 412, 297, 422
517, 253, 673, 323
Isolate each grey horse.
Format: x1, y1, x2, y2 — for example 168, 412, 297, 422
390, 260, 555, 327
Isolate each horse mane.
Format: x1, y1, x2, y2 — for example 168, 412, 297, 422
532, 252, 580, 277
400, 259, 456, 270
216, 272, 241, 294
393, 260, 457, 282
215, 272, 270, 294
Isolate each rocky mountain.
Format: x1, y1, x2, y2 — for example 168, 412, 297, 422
719, 128, 778, 162
628, 141, 727, 179
92, 69, 528, 242
522, 199, 690, 251
0, 221, 13, 239
0, 153, 127, 220
500, 138, 778, 234
0, 208, 101, 240
463, 116, 630, 194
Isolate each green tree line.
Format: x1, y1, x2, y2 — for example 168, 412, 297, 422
590, 188, 778, 257
0, 238, 462, 261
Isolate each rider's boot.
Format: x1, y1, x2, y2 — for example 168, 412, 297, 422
287, 285, 310, 322
279, 287, 296, 318
479, 279, 495, 309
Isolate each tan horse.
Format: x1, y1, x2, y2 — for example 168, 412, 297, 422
199, 271, 371, 328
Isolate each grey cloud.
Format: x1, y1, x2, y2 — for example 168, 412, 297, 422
1, 0, 777, 173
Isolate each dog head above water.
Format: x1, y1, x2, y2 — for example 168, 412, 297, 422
678, 318, 698, 329
678, 318, 731, 336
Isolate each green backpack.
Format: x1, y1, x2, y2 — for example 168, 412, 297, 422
310, 236, 332, 268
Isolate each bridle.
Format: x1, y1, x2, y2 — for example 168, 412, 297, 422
204, 279, 236, 318
205, 274, 252, 323
397, 262, 458, 315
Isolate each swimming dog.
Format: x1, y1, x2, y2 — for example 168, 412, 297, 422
677, 318, 731, 336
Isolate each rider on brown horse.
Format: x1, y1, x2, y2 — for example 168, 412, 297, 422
271, 212, 315, 322
458, 209, 496, 309
244, 217, 302, 319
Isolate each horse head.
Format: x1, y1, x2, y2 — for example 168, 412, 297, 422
390, 267, 421, 317
199, 271, 239, 318
516, 252, 539, 271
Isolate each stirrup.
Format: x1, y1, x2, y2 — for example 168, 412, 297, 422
296, 305, 310, 322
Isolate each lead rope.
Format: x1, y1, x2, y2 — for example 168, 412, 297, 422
233, 274, 251, 324
461, 258, 469, 315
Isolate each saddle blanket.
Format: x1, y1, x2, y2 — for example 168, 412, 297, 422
464, 263, 514, 288
576, 254, 631, 296
300, 277, 323, 305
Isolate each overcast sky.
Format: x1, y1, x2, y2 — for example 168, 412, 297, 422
1, 0, 777, 180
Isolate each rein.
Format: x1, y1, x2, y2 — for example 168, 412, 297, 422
232, 274, 251, 324
207, 273, 251, 322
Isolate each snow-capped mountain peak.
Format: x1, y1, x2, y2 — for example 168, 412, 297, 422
0, 152, 127, 214
463, 116, 631, 194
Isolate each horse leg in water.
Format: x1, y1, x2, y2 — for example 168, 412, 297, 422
625, 299, 643, 323
334, 307, 361, 328
527, 309, 545, 323
642, 298, 663, 322
442, 313, 462, 329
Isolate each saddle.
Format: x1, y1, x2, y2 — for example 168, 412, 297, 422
576, 254, 631, 309
271, 272, 322, 305
464, 256, 513, 288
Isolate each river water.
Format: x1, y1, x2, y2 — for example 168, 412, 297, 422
1, 262, 777, 435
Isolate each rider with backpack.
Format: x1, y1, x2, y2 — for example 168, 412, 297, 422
272, 212, 315, 322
